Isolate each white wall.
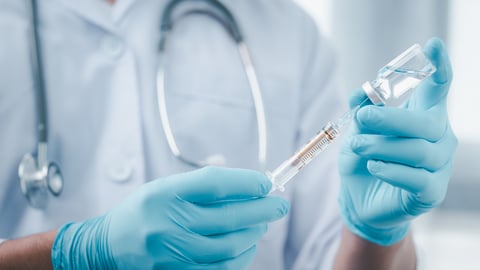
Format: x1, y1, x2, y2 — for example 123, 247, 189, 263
447, 0, 480, 185
295, 0, 448, 93
448, 1, 480, 143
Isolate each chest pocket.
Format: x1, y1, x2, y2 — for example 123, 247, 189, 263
164, 72, 297, 170
159, 14, 299, 170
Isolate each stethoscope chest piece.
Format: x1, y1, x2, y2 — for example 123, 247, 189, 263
18, 153, 63, 209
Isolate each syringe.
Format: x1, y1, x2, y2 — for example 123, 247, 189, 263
267, 103, 363, 192
267, 43, 436, 192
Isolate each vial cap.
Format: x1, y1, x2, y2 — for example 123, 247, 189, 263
362, 81, 384, 105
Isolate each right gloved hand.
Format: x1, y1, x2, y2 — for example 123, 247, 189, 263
338, 38, 456, 246
51, 166, 289, 270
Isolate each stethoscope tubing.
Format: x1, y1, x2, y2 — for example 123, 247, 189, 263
28, 0, 48, 146
157, 0, 267, 169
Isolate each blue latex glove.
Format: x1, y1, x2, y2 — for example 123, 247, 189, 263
51, 167, 289, 269
338, 38, 457, 246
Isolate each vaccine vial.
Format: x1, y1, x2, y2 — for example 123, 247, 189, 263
362, 44, 436, 106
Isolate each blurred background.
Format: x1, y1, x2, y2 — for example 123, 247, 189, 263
294, 0, 480, 269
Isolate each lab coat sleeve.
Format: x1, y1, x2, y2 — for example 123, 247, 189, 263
284, 12, 349, 270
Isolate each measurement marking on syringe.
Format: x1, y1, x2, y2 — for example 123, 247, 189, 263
291, 132, 331, 166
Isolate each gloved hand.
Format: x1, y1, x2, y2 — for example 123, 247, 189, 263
51, 166, 289, 269
338, 37, 457, 246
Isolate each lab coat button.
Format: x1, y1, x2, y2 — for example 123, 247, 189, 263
108, 160, 133, 183
101, 35, 125, 58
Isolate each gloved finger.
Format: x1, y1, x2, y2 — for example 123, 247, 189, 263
366, 159, 451, 202
185, 196, 289, 235
172, 166, 272, 203
356, 105, 447, 142
350, 132, 456, 172
348, 88, 373, 109
206, 245, 257, 270
188, 245, 258, 270
345, 89, 377, 137
409, 37, 453, 110
184, 225, 266, 264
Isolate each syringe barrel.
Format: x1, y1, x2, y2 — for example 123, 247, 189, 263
268, 122, 339, 192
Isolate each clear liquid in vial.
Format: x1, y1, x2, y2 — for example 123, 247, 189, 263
372, 67, 432, 106
363, 44, 436, 107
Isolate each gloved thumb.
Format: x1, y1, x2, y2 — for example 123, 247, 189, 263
412, 37, 453, 110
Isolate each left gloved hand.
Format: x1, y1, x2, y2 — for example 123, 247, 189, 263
338, 37, 457, 246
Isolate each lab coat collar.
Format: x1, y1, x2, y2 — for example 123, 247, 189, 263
57, 0, 137, 33
111, 0, 138, 23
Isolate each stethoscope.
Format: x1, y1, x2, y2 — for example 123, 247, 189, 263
156, 0, 267, 168
19, 0, 267, 209
18, 0, 63, 209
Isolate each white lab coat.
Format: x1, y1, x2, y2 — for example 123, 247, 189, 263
0, 0, 347, 269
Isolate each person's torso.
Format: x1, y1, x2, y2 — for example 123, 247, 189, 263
0, 0, 322, 268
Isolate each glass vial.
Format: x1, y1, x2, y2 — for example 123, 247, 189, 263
362, 44, 436, 107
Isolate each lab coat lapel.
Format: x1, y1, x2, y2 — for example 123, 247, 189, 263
111, 0, 138, 23
58, 0, 128, 32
